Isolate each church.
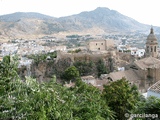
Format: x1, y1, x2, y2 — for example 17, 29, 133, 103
106, 27, 160, 93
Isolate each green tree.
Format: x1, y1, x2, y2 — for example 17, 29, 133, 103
97, 59, 107, 77
63, 66, 80, 81
133, 96, 160, 119
0, 55, 19, 95
102, 78, 140, 120
70, 78, 115, 120
108, 57, 114, 72
0, 55, 116, 120
74, 61, 94, 76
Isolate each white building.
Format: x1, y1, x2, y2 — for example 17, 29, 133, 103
18, 57, 33, 68
131, 49, 145, 57
117, 67, 125, 71
81, 75, 96, 85
117, 45, 127, 52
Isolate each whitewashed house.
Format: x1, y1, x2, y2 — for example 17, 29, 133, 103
131, 49, 145, 57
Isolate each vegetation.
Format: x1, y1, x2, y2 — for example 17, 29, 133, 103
27, 51, 57, 65
74, 61, 95, 76
0, 55, 19, 95
68, 48, 81, 53
63, 66, 80, 81
66, 35, 82, 39
96, 59, 108, 77
108, 57, 114, 72
70, 79, 115, 120
102, 78, 140, 120
1, 55, 159, 120
0, 56, 114, 119
133, 96, 160, 119
66, 36, 82, 48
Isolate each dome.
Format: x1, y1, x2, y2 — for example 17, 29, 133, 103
146, 28, 158, 44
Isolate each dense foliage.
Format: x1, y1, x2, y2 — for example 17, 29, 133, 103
70, 79, 115, 120
0, 56, 19, 95
68, 49, 82, 53
74, 61, 95, 76
27, 51, 57, 65
133, 96, 160, 119
1, 55, 160, 120
63, 66, 80, 81
102, 78, 140, 120
0, 56, 114, 119
96, 59, 108, 77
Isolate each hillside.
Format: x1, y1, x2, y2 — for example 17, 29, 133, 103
0, 7, 159, 40
0, 12, 54, 22
57, 7, 151, 33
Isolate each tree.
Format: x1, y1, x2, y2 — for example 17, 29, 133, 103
102, 78, 140, 120
108, 57, 114, 72
70, 78, 115, 120
133, 96, 160, 119
0, 55, 19, 95
0, 56, 115, 120
74, 61, 94, 76
97, 59, 107, 77
63, 66, 80, 81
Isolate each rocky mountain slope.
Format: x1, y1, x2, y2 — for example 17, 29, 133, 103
0, 7, 159, 39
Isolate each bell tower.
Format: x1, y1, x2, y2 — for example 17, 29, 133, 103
146, 27, 158, 58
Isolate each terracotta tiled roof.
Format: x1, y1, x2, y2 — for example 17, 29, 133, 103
134, 57, 160, 69
107, 69, 141, 82
148, 80, 160, 93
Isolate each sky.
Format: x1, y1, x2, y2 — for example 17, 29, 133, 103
0, 0, 160, 26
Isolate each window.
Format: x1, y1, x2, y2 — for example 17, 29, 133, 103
151, 46, 153, 52
98, 48, 100, 50
147, 46, 149, 52
154, 46, 156, 52
101, 43, 103, 45
96, 43, 97, 45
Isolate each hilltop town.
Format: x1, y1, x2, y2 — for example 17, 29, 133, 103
1, 7, 160, 119
1, 27, 160, 96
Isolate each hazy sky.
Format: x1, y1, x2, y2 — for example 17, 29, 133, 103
0, 0, 160, 26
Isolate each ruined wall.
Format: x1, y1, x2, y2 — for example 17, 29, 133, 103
56, 51, 112, 63
18, 51, 117, 82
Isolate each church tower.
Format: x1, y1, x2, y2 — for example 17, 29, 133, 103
146, 27, 158, 58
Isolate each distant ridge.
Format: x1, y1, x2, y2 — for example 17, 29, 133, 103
0, 12, 55, 22
57, 7, 151, 32
0, 7, 160, 39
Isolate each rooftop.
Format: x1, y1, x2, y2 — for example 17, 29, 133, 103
148, 80, 160, 94
134, 56, 160, 69
107, 69, 141, 82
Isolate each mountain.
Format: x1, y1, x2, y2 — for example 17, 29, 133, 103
0, 12, 65, 39
0, 7, 159, 39
0, 12, 54, 22
57, 7, 151, 33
